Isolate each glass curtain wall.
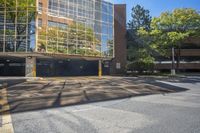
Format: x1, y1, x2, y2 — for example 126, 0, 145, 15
0, 0, 36, 52
37, 0, 114, 58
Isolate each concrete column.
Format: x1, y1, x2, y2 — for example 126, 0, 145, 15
98, 60, 102, 79
26, 57, 36, 77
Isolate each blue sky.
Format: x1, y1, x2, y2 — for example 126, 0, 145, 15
114, 0, 200, 21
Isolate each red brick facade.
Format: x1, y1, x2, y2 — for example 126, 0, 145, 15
110, 4, 127, 75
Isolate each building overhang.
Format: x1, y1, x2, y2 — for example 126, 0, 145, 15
0, 52, 113, 61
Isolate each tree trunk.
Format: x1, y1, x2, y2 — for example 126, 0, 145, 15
176, 43, 181, 73
171, 46, 176, 75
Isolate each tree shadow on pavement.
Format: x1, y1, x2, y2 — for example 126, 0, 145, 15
0, 78, 27, 88
1, 76, 191, 114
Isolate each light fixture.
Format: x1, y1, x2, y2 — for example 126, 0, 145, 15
27, 56, 32, 59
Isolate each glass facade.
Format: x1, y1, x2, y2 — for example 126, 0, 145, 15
0, 0, 36, 52
0, 0, 114, 58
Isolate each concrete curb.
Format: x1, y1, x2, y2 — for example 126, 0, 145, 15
26, 77, 44, 82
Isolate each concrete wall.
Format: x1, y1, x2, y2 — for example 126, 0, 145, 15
25, 57, 36, 77
155, 63, 200, 70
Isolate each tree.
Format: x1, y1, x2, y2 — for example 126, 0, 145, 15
126, 5, 154, 73
0, 0, 36, 51
150, 8, 200, 72
38, 22, 101, 56
128, 5, 152, 31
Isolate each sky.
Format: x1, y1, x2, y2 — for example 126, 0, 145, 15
114, 0, 200, 22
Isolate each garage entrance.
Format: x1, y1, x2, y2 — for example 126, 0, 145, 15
36, 58, 110, 77
0, 57, 25, 76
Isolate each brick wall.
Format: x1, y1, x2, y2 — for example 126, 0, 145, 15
110, 4, 127, 75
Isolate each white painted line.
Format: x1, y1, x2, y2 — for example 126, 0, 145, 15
0, 87, 14, 133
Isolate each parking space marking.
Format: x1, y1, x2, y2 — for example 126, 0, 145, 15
0, 87, 14, 133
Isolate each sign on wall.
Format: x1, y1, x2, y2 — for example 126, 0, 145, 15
116, 63, 121, 69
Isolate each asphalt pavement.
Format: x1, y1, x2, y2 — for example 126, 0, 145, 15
1, 76, 200, 133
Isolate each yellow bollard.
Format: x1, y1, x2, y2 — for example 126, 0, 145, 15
32, 59, 36, 77
98, 60, 102, 79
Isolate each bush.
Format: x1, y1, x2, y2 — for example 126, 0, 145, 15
127, 56, 155, 74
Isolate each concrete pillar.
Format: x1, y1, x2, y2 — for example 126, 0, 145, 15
98, 60, 102, 79
26, 57, 36, 77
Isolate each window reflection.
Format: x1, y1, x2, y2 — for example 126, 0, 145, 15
0, 0, 36, 52
0, 0, 114, 58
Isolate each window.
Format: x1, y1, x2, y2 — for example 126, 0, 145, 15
102, 13, 108, 22
48, 21, 57, 28
38, 2, 42, 12
102, 2, 108, 13
108, 4, 113, 15
38, 19, 42, 27
36, 0, 114, 57
102, 24, 108, 34
48, 21, 67, 29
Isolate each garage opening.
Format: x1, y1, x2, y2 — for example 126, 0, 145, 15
0, 57, 25, 76
36, 58, 110, 77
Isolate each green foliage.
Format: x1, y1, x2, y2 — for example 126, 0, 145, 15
134, 8, 200, 73
38, 23, 101, 56
127, 48, 155, 73
0, 0, 36, 51
0, 0, 36, 24
127, 5, 154, 73
128, 5, 152, 31
127, 7, 200, 73
150, 8, 200, 56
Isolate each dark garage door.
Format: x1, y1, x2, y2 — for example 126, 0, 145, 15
0, 57, 25, 76
36, 58, 110, 77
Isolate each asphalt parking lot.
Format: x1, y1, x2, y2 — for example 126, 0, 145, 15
0, 76, 200, 133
